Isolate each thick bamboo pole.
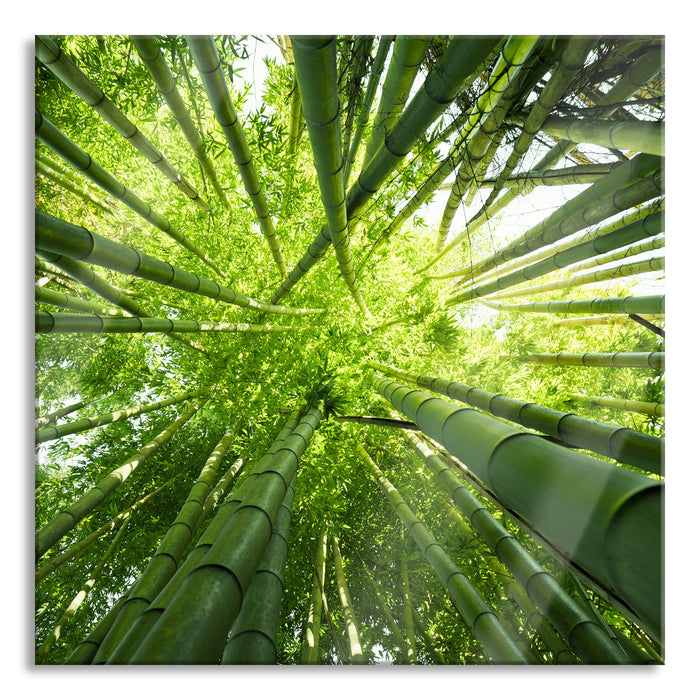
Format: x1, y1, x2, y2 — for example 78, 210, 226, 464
402, 431, 628, 663
499, 352, 664, 370
35, 110, 223, 277
35, 35, 212, 212
35, 210, 323, 317
63, 596, 126, 664
186, 36, 287, 278
301, 530, 328, 664
124, 404, 324, 663
369, 361, 663, 475
357, 443, 530, 664
479, 294, 665, 316
372, 375, 662, 640
35, 399, 207, 560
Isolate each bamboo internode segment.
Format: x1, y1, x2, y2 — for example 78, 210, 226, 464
35, 210, 323, 317
402, 431, 628, 663
573, 393, 665, 419
508, 111, 665, 157
35, 389, 198, 444
186, 36, 287, 278
358, 444, 530, 664
372, 375, 663, 640
291, 36, 370, 316
500, 352, 664, 370
123, 404, 323, 664
479, 294, 665, 316
35, 36, 212, 212
130, 35, 232, 211
555, 314, 664, 327
370, 361, 663, 474
36, 311, 293, 335
270, 35, 500, 304
35, 399, 207, 560
35, 109, 223, 278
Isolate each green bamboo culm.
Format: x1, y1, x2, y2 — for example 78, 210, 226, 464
35, 35, 212, 213
479, 294, 665, 316
469, 162, 618, 190
370, 361, 663, 474
63, 596, 127, 664
36, 311, 293, 335
186, 35, 287, 278
36, 286, 126, 317
35, 391, 109, 430
357, 443, 530, 664
269, 35, 501, 305
35, 389, 197, 444
572, 393, 665, 419
130, 35, 233, 211
100, 410, 304, 664
499, 352, 664, 370
371, 375, 663, 642
401, 431, 628, 663
35, 210, 323, 317
290, 36, 371, 317
123, 403, 324, 664
34, 109, 224, 278
35, 399, 207, 561
555, 314, 664, 328
91, 422, 239, 663
222, 478, 296, 663
300, 529, 328, 664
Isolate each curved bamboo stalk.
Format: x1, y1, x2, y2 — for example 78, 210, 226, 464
499, 351, 664, 370
35, 210, 323, 317
362, 36, 430, 167
91, 422, 239, 663
369, 361, 663, 474
36, 311, 294, 335
371, 375, 662, 640
478, 294, 665, 316
35, 478, 172, 584
36, 252, 208, 356
403, 431, 627, 663
270, 35, 501, 305
357, 443, 530, 664
446, 192, 664, 306
509, 111, 664, 157
572, 393, 664, 419
186, 35, 287, 277
35, 110, 224, 278
487, 255, 664, 301
35, 35, 212, 212
36, 517, 131, 663
331, 534, 367, 664
434, 35, 540, 252
343, 36, 392, 184
124, 404, 323, 664
290, 36, 370, 316
130, 35, 232, 211
101, 410, 304, 664
36, 389, 197, 444
300, 529, 328, 664
35, 399, 207, 560
222, 477, 296, 663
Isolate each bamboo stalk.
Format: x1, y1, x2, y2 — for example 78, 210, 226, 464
372, 375, 663, 640
35, 36, 212, 212
572, 393, 664, 419
186, 36, 287, 278
301, 530, 328, 664
63, 596, 127, 664
35, 210, 323, 317
478, 294, 665, 316
35, 391, 109, 430
36, 286, 126, 317
554, 314, 664, 327
499, 351, 664, 370
369, 361, 663, 474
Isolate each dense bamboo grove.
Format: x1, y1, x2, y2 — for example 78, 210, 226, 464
34, 34, 665, 666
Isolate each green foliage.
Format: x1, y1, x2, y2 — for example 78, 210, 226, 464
34, 34, 664, 665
